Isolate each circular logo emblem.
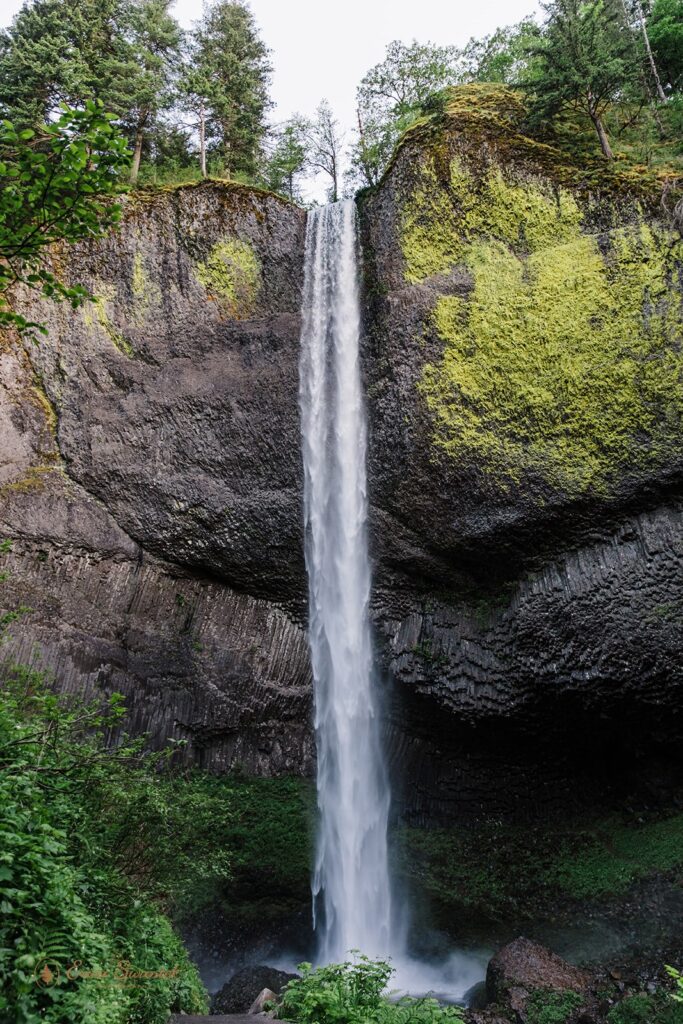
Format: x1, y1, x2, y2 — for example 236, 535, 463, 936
34, 960, 61, 988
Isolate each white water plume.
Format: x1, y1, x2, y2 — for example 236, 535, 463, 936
299, 200, 486, 1001
299, 199, 392, 963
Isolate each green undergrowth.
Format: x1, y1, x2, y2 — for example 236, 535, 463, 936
396, 99, 683, 497
128, 175, 297, 208
388, 84, 682, 200
0, 537, 313, 1024
525, 989, 584, 1024
0, 662, 313, 1024
607, 991, 683, 1024
275, 956, 464, 1024
397, 809, 683, 924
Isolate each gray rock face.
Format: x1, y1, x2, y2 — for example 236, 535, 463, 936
356, 120, 683, 817
0, 183, 313, 774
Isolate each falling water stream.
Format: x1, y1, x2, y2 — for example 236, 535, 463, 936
299, 200, 392, 963
299, 201, 486, 998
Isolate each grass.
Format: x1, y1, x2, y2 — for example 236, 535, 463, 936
397, 809, 683, 923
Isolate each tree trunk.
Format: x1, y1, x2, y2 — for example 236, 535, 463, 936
199, 102, 207, 178
635, 0, 668, 102
331, 159, 338, 203
590, 111, 614, 160
129, 128, 144, 184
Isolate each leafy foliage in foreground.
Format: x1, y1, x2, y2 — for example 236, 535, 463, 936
0, 666, 208, 1024
277, 956, 464, 1024
0, 539, 313, 1023
0, 101, 128, 335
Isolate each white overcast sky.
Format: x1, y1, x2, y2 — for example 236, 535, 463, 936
0, 0, 542, 196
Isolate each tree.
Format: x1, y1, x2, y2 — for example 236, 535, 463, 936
527, 0, 640, 159
460, 18, 542, 84
307, 100, 343, 203
648, 0, 683, 92
105, 0, 183, 183
0, 101, 129, 335
0, 0, 183, 182
0, 0, 123, 127
178, 54, 213, 177
191, 1, 272, 179
264, 116, 309, 200
349, 40, 460, 189
632, 0, 668, 100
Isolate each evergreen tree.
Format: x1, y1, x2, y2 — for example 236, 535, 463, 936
178, 52, 213, 177
264, 117, 309, 200
527, 0, 640, 159
0, 0, 122, 126
0, 0, 183, 181
192, 1, 272, 179
105, 0, 183, 182
648, 0, 683, 92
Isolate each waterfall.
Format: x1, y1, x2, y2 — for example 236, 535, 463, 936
297, 201, 487, 1000
299, 200, 393, 963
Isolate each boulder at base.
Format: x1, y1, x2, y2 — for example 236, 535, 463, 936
486, 938, 594, 1021
211, 965, 298, 1015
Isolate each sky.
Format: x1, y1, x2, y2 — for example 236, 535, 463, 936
0, 0, 542, 196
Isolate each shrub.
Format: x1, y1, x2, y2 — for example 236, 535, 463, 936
607, 991, 683, 1024
0, 667, 208, 1024
525, 989, 583, 1024
277, 956, 464, 1024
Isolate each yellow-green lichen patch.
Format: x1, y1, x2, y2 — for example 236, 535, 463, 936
131, 250, 162, 324
83, 284, 135, 358
420, 223, 683, 494
0, 464, 58, 497
195, 238, 261, 319
401, 156, 583, 283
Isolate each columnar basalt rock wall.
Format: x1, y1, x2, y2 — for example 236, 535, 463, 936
0, 182, 314, 774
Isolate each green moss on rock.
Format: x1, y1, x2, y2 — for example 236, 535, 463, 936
131, 250, 161, 324
401, 153, 683, 495
195, 238, 261, 319
83, 284, 135, 358
397, 809, 683, 924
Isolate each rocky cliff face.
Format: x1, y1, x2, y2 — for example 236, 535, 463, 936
359, 85, 683, 819
0, 182, 313, 774
1, 88, 682, 817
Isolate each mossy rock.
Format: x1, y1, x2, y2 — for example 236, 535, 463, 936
195, 238, 262, 320
392, 90, 683, 500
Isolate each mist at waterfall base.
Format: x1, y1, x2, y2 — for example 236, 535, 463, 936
297, 199, 487, 1003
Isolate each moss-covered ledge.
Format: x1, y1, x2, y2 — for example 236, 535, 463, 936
379, 85, 683, 502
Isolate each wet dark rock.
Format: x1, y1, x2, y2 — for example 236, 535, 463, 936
248, 988, 277, 1014
0, 183, 313, 776
485, 938, 595, 1022
487, 938, 592, 1002
211, 965, 298, 1014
